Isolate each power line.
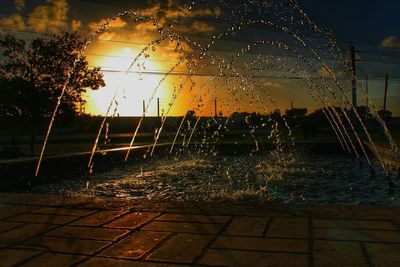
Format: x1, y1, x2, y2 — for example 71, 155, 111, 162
94, 68, 400, 81
3, 27, 400, 81
2, 9, 400, 62
3, 26, 400, 68
2, 6, 400, 63
86, 52, 179, 64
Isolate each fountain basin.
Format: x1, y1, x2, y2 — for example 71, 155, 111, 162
3, 142, 397, 205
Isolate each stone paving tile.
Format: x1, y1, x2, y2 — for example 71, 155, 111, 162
266, 218, 308, 239
0, 204, 38, 212
147, 233, 213, 263
0, 221, 23, 233
222, 216, 268, 237
71, 210, 128, 227
0, 204, 14, 209
0, 205, 39, 220
350, 209, 400, 221
30, 207, 95, 217
6, 213, 79, 225
106, 212, 160, 229
44, 225, 128, 241
143, 221, 223, 234
0, 241, 12, 248
2, 193, 400, 267
0, 223, 57, 243
212, 236, 308, 253
21, 252, 87, 267
314, 240, 368, 266
314, 219, 398, 230
199, 248, 309, 267
156, 214, 231, 224
0, 248, 41, 266
100, 231, 169, 259
365, 243, 400, 267
394, 219, 400, 230
80, 258, 187, 267
20, 236, 110, 254
314, 228, 400, 242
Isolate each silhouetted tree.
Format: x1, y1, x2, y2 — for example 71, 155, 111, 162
285, 108, 307, 130
356, 106, 372, 122
378, 109, 392, 123
186, 110, 197, 119
285, 108, 307, 119
0, 32, 105, 155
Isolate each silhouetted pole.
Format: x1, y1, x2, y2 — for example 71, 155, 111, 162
290, 101, 294, 110
142, 100, 146, 117
157, 98, 160, 118
365, 73, 369, 108
351, 45, 357, 108
214, 99, 217, 117
383, 73, 389, 112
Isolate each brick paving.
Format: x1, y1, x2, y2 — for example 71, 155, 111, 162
0, 193, 399, 266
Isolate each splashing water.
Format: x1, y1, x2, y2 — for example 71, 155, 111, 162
33, 0, 399, 198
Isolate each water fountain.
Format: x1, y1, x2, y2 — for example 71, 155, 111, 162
10, 0, 400, 204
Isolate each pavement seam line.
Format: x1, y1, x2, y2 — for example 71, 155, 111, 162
191, 215, 235, 266
308, 216, 314, 267
97, 209, 131, 227
360, 241, 373, 267
262, 217, 273, 237
0, 222, 27, 234
391, 219, 400, 230
3, 206, 100, 251
72, 211, 166, 266
8, 249, 47, 266
202, 247, 309, 254
140, 231, 178, 261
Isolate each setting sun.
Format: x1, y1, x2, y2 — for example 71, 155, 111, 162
85, 47, 169, 116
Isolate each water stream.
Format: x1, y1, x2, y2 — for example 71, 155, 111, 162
32, 0, 399, 199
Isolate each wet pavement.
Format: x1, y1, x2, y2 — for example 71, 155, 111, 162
0, 192, 400, 266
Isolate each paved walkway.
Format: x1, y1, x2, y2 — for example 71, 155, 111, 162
0, 193, 400, 266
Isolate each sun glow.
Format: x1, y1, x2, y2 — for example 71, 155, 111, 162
85, 47, 169, 116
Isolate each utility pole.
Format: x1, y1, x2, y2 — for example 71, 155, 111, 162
142, 100, 146, 117
365, 73, 369, 108
383, 73, 389, 112
351, 45, 357, 108
157, 98, 160, 118
214, 98, 217, 117
290, 101, 294, 110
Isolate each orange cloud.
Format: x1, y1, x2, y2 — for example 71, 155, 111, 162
89, 17, 128, 31
0, 14, 25, 32
27, 0, 69, 34
137, 4, 162, 17
164, 6, 221, 19
381, 36, 400, 48
264, 81, 283, 88
318, 66, 345, 78
0, 0, 82, 34
71, 20, 81, 32
190, 21, 214, 33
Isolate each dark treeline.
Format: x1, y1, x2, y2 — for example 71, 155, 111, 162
0, 32, 105, 156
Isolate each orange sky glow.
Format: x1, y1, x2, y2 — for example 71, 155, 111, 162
2, 0, 398, 117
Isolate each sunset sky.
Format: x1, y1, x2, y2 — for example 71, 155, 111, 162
1, 0, 399, 116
